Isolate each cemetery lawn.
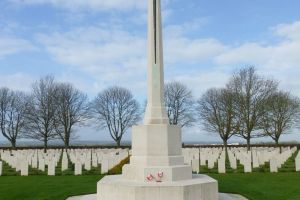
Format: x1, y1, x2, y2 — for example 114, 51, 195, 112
0, 173, 300, 200
210, 172, 300, 200
0, 175, 103, 200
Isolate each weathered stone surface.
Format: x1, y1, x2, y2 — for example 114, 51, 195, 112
68, 193, 248, 200
97, 175, 218, 200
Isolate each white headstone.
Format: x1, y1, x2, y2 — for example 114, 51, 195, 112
192, 159, 200, 173
200, 153, 207, 166
252, 153, 259, 168
101, 159, 109, 174
92, 154, 98, 168
244, 161, 252, 173
108, 158, 115, 170
218, 158, 226, 174
0, 161, 2, 176
270, 157, 278, 173
32, 155, 38, 168
230, 157, 237, 169
75, 161, 82, 175
85, 159, 91, 171
208, 159, 215, 169
21, 161, 29, 176
38, 158, 45, 172
295, 152, 300, 172
62, 157, 68, 171
48, 161, 55, 176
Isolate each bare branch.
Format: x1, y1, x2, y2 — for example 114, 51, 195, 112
90, 86, 141, 147
23, 75, 58, 151
54, 82, 90, 148
164, 81, 195, 127
197, 87, 237, 149
227, 66, 278, 150
262, 91, 300, 145
0, 88, 29, 148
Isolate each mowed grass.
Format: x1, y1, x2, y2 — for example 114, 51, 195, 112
0, 175, 103, 200
210, 172, 300, 200
0, 173, 300, 200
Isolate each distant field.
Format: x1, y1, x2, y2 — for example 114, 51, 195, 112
0, 173, 300, 200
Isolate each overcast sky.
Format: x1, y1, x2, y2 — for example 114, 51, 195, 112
0, 0, 300, 144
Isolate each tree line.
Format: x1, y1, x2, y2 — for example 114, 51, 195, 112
0, 67, 299, 150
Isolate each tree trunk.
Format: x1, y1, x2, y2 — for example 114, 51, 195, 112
64, 137, 70, 149
275, 138, 279, 146
44, 138, 48, 153
116, 139, 121, 148
223, 139, 228, 156
11, 139, 16, 149
275, 138, 282, 153
246, 137, 251, 151
223, 139, 229, 164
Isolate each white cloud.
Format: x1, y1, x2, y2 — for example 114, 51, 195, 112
215, 21, 300, 71
36, 19, 228, 97
8, 0, 175, 12
211, 21, 300, 99
37, 26, 146, 73
37, 25, 147, 96
165, 38, 227, 64
215, 41, 300, 71
0, 36, 35, 59
9, 0, 146, 11
0, 73, 35, 92
163, 18, 227, 64
166, 70, 230, 99
164, 20, 300, 99
36, 18, 300, 100
275, 21, 300, 41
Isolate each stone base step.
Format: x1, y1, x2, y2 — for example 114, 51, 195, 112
67, 193, 248, 200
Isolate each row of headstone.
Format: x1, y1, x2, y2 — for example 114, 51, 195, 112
183, 147, 223, 173
182, 148, 199, 173
0, 148, 128, 176
67, 148, 129, 175
3, 149, 50, 176
269, 147, 297, 173
182, 147, 299, 174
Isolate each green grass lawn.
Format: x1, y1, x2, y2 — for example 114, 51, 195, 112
0, 175, 103, 200
0, 173, 300, 200
210, 172, 300, 200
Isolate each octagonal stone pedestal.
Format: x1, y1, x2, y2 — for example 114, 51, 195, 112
97, 174, 218, 200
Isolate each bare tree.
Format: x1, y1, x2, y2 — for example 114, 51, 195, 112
24, 76, 58, 151
262, 91, 300, 145
90, 86, 141, 147
197, 88, 236, 152
0, 88, 29, 148
54, 83, 90, 148
228, 67, 278, 150
164, 81, 195, 127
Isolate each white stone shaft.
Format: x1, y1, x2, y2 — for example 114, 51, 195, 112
144, 0, 168, 124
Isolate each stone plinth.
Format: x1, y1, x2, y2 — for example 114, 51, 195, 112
98, 124, 218, 200
122, 124, 192, 182
68, 193, 247, 200
97, 174, 218, 200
